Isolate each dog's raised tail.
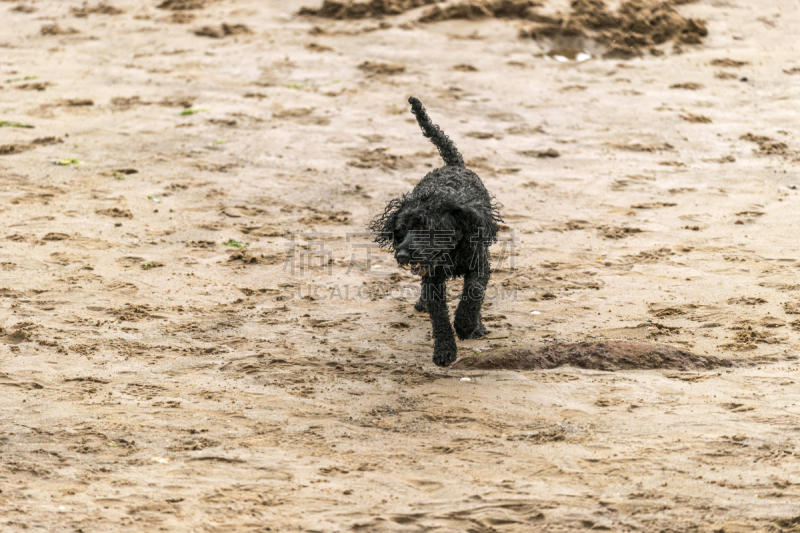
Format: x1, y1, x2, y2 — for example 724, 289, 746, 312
408, 96, 464, 168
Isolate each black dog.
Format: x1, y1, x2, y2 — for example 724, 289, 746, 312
370, 97, 502, 367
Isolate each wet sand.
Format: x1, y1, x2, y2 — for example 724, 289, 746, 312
2, 0, 800, 531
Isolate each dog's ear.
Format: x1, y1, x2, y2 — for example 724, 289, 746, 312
451, 202, 500, 245
369, 196, 404, 249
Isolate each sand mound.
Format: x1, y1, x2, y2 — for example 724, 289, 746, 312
358, 60, 406, 75
71, 2, 124, 17
157, 0, 212, 9
194, 24, 252, 38
298, 0, 441, 19
452, 340, 735, 371
418, 0, 540, 22
740, 133, 794, 157
299, 0, 705, 58
0, 136, 62, 156
41, 24, 80, 35
519, 0, 708, 58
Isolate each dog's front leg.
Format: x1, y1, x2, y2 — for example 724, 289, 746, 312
454, 253, 489, 340
414, 280, 427, 312
423, 273, 457, 367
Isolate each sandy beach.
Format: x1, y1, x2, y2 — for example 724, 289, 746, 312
2, 0, 800, 530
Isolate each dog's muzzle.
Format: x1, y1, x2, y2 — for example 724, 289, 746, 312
396, 249, 411, 265
410, 264, 428, 277
396, 250, 429, 276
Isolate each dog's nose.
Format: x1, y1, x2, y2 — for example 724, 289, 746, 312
396, 249, 410, 264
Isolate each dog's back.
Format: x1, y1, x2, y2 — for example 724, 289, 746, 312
406, 96, 500, 245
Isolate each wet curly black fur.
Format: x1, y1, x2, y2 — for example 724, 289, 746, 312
370, 96, 502, 367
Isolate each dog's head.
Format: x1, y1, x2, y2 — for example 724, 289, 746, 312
370, 190, 498, 276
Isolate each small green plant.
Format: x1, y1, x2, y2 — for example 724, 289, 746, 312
147, 195, 160, 203
180, 108, 210, 115
0, 121, 33, 128
223, 239, 248, 249
286, 83, 304, 89
54, 158, 82, 165
114, 172, 126, 179
212, 140, 226, 145
108, 442, 119, 447
6, 75, 37, 83
142, 262, 154, 270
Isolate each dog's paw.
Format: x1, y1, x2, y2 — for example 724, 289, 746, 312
454, 319, 478, 340
414, 299, 427, 312
455, 321, 487, 340
469, 323, 488, 339
432, 347, 457, 367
